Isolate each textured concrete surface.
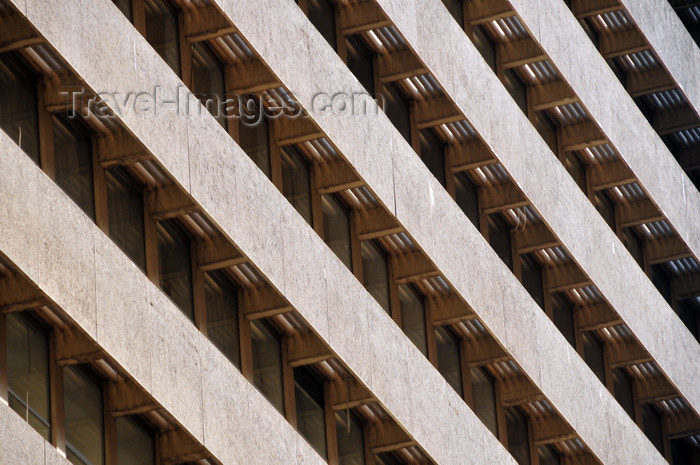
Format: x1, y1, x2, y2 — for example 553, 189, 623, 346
0, 402, 71, 465
0, 132, 326, 465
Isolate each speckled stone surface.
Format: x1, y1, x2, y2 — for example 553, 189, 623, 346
0, 402, 70, 465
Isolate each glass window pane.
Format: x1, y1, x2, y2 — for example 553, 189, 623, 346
322, 194, 351, 270
346, 34, 374, 95
471, 367, 498, 437
419, 130, 445, 187
488, 213, 512, 270
6, 314, 50, 440
251, 320, 284, 414
642, 404, 664, 454
281, 148, 312, 225
239, 116, 271, 178
64, 366, 104, 465
106, 168, 145, 271
157, 219, 193, 320
520, 254, 543, 309
145, 0, 180, 76
582, 331, 605, 385
294, 367, 327, 459
552, 293, 575, 348
382, 83, 410, 144
205, 271, 240, 368
192, 43, 226, 128
0, 53, 39, 164
435, 326, 462, 396
361, 241, 390, 314
537, 445, 560, 465
307, 0, 336, 50
336, 411, 365, 465
111, 0, 133, 21
53, 114, 95, 220
612, 368, 635, 420
399, 284, 427, 356
116, 416, 154, 465
505, 407, 530, 465
455, 173, 479, 229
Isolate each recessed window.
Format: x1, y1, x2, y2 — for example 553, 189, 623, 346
106, 167, 146, 271
505, 407, 531, 465
399, 284, 427, 356
336, 410, 365, 465
251, 319, 284, 414
0, 52, 40, 164
281, 147, 312, 225
6, 313, 50, 440
322, 194, 352, 270
53, 114, 95, 220
157, 219, 194, 320
239, 114, 271, 178
361, 241, 390, 314
419, 130, 446, 187
111, 0, 133, 21
471, 366, 498, 437
204, 270, 240, 367
306, 0, 336, 50
116, 416, 155, 465
64, 365, 104, 465
192, 43, 226, 129
436, 325, 462, 396
294, 366, 327, 459
454, 172, 479, 229
582, 331, 606, 385
145, 0, 181, 76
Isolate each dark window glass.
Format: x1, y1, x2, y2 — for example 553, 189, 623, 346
64, 366, 104, 465
281, 147, 312, 225
435, 326, 462, 396
111, 0, 133, 20
322, 194, 352, 270
534, 112, 556, 155
641, 404, 664, 455
505, 407, 531, 465
399, 284, 427, 356
677, 298, 699, 342
488, 213, 513, 270
593, 191, 615, 231
239, 116, 271, 178
419, 130, 446, 187
563, 152, 586, 194
346, 35, 374, 95
582, 331, 606, 385
671, 437, 700, 465
205, 271, 240, 367
0, 53, 39, 164
336, 411, 365, 465
455, 172, 479, 229
6, 313, 50, 440
106, 168, 145, 271
471, 26, 496, 72
53, 114, 95, 220
612, 368, 635, 420
441, 0, 464, 27
471, 367, 498, 436
621, 228, 644, 269
361, 241, 390, 314
651, 264, 672, 307
382, 83, 411, 144
251, 320, 284, 414
145, 0, 180, 75
551, 293, 575, 348
156, 219, 193, 320
503, 69, 527, 115
192, 43, 226, 128
116, 416, 154, 465
537, 445, 560, 465
520, 254, 543, 309
294, 366, 327, 459
307, 0, 336, 50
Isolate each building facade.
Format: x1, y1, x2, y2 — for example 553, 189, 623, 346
0, 0, 698, 464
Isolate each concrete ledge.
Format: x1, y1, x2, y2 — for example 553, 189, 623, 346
0, 132, 325, 465
0, 401, 71, 465
619, 0, 700, 117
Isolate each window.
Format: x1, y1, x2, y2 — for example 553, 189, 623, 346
53, 114, 95, 220
5, 313, 50, 440
345, 35, 374, 95
436, 326, 462, 396
582, 331, 606, 385
239, 114, 271, 178
322, 194, 352, 270
204, 271, 240, 367
612, 368, 635, 420
641, 403, 664, 455
251, 320, 284, 414
551, 293, 575, 348
471, 366, 498, 437
281, 147, 312, 225
64, 365, 104, 465
111, 0, 133, 20
336, 411, 365, 465
157, 219, 194, 320
441, 0, 464, 27
307, 0, 336, 50
145, 0, 181, 75
192, 43, 226, 129
382, 83, 411, 144
537, 445, 560, 465
116, 416, 155, 465
520, 254, 543, 309
488, 213, 513, 270
399, 284, 427, 356
505, 407, 531, 465
0, 52, 40, 164
419, 130, 446, 187
454, 172, 479, 229
294, 366, 327, 459
361, 241, 390, 314
106, 168, 146, 271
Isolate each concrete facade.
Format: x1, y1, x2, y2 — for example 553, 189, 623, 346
0, 0, 697, 465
